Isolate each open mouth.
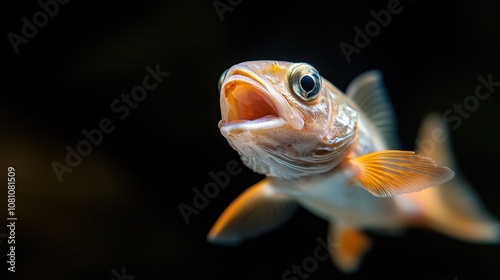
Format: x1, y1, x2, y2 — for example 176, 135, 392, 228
219, 66, 305, 130
221, 75, 280, 123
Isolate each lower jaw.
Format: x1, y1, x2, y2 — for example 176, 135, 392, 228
219, 117, 287, 134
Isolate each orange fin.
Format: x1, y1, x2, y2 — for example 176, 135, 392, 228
329, 225, 372, 273
410, 113, 500, 243
207, 178, 298, 245
349, 150, 455, 197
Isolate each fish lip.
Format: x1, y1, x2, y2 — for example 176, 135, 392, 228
219, 65, 304, 129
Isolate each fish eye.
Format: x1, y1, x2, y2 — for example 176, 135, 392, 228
288, 63, 322, 102
218, 68, 229, 92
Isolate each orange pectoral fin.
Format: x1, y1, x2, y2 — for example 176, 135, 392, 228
207, 178, 298, 245
349, 150, 455, 197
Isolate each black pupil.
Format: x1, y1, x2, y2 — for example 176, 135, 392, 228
300, 75, 315, 93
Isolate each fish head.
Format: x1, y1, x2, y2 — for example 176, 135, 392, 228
218, 61, 358, 179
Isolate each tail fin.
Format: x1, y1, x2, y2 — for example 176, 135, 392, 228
409, 113, 500, 243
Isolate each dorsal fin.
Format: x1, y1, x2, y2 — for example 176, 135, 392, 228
345, 70, 400, 149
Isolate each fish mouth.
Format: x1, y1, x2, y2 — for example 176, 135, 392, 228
222, 76, 279, 123
219, 67, 304, 129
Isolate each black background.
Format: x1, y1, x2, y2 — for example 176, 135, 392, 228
2, 0, 500, 279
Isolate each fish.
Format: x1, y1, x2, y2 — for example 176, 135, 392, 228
207, 60, 500, 273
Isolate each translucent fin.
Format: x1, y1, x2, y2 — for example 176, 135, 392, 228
349, 150, 455, 197
346, 70, 400, 149
411, 113, 500, 243
329, 223, 372, 273
207, 178, 298, 244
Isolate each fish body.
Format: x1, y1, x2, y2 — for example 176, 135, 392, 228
208, 61, 500, 273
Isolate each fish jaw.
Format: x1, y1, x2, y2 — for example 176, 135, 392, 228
219, 65, 304, 131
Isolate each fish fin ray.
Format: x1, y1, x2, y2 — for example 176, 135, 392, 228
207, 178, 298, 245
346, 70, 400, 149
329, 224, 372, 273
411, 113, 500, 242
349, 150, 455, 197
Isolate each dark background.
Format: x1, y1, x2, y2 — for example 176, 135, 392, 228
2, 0, 500, 279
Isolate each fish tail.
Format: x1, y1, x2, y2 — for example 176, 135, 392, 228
404, 113, 500, 243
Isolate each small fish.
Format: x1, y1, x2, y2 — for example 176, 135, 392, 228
208, 61, 500, 273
